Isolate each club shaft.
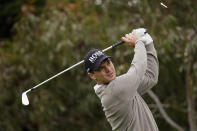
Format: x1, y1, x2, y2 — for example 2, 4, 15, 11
26, 41, 124, 92
27, 60, 83, 92
103, 41, 124, 51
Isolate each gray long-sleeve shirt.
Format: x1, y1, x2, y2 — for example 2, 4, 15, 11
94, 41, 159, 131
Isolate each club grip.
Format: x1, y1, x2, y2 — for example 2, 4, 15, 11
112, 41, 125, 48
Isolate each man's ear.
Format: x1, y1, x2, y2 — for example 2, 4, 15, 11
88, 72, 96, 80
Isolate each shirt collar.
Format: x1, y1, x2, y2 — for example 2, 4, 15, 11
93, 84, 102, 92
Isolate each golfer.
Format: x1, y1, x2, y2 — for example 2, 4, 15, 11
84, 28, 159, 131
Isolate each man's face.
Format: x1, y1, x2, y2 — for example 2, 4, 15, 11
89, 59, 116, 85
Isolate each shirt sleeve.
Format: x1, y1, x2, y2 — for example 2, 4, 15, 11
111, 41, 147, 100
137, 42, 159, 95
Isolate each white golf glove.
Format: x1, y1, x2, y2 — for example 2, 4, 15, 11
132, 28, 153, 45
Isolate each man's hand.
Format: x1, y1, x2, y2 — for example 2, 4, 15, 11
132, 28, 147, 37
132, 28, 153, 45
121, 33, 139, 47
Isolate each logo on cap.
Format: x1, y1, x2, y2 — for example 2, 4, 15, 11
89, 51, 103, 63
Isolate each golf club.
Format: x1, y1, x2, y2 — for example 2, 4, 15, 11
22, 41, 125, 106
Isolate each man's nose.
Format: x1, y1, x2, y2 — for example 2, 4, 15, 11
105, 66, 110, 72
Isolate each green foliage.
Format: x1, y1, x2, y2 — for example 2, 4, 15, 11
0, 0, 197, 130
0, 0, 46, 39
0, 0, 23, 38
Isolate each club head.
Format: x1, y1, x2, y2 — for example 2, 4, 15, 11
22, 92, 29, 106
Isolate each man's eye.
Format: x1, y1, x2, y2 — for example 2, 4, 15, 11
99, 67, 104, 71
95, 67, 102, 72
96, 69, 100, 72
97, 67, 104, 71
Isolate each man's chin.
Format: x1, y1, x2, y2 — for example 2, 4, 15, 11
108, 76, 116, 81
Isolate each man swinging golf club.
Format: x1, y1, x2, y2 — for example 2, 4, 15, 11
84, 28, 159, 131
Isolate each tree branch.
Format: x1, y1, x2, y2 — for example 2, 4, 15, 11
147, 90, 185, 131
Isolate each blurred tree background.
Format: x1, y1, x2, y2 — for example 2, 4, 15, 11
0, 0, 196, 131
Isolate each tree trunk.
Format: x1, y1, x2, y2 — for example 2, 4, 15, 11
186, 59, 197, 131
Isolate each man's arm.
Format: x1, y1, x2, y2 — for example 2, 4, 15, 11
137, 42, 159, 95
111, 40, 147, 100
